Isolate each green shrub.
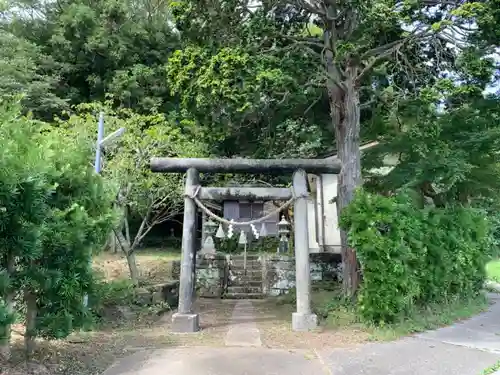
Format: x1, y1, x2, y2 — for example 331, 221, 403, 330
216, 236, 240, 253
340, 189, 492, 324
0, 102, 116, 357
251, 236, 281, 253
216, 235, 283, 254
88, 277, 136, 313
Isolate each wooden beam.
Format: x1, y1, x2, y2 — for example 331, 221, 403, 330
199, 187, 292, 201
150, 158, 341, 174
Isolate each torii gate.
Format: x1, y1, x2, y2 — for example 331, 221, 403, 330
150, 157, 341, 332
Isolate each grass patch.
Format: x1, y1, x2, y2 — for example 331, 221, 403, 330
365, 295, 489, 341
481, 360, 500, 375
486, 259, 500, 282
275, 286, 489, 342
93, 247, 181, 284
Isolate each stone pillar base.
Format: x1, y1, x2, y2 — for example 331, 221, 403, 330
292, 312, 318, 332
171, 313, 200, 333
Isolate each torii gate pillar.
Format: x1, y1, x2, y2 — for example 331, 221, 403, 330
171, 168, 200, 333
292, 169, 317, 331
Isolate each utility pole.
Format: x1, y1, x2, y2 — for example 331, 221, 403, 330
83, 112, 126, 307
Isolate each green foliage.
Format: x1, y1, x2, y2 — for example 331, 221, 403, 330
340, 189, 491, 324
2, 0, 180, 114
34, 130, 117, 339
59, 101, 206, 252
486, 260, 500, 283
216, 236, 240, 254
88, 277, 136, 314
0, 31, 68, 119
166, 43, 329, 157
251, 237, 281, 253
364, 82, 500, 206
0, 101, 51, 344
0, 100, 116, 349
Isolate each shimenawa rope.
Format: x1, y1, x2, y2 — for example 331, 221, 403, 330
186, 185, 300, 226
185, 185, 302, 272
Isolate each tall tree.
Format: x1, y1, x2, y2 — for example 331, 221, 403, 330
276, 0, 495, 295
0, 30, 68, 119
0, 101, 115, 359
1, 0, 181, 117
58, 102, 207, 283
168, 0, 493, 295
363, 49, 500, 206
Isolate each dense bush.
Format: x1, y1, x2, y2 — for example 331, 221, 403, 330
88, 277, 137, 314
0, 102, 116, 359
340, 189, 492, 324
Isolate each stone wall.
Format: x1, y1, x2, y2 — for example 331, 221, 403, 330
263, 253, 342, 296
171, 252, 341, 298
195, 253, 228, 297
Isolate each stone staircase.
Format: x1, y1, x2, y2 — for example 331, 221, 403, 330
225, 254, 265, 299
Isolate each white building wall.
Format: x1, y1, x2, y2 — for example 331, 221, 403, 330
307, 198, 320, 253
306, 173, 342, 254
320, 174, 341, 253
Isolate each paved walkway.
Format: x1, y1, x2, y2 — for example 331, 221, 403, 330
103, 295, 500, 375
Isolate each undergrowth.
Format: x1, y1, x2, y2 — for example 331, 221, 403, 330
278, 284, 488, 341
340, 189, 492, 324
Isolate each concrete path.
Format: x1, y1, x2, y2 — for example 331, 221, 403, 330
224, 300, 262, 347
103, 295, 500, 375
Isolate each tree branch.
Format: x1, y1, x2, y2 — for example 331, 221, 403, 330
295, 0, 327, 17
356, 26, 434, 84
356, 43, 404, 85
130, 203, 153, 251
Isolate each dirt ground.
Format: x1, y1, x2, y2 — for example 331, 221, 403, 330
252, 299, 371, 349
4, 298, 372, 375
4, 298, 236, 375
92, 249, 180, 284
0, 251, 370, 375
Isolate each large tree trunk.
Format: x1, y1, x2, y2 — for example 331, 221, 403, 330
24, 290, 37, 359
329, 66, 362, 297
0, 255, 15, 361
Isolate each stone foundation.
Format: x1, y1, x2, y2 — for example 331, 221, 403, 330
264, 253, 342, 296
172, 253, 342, 298
195, 253, 228, 297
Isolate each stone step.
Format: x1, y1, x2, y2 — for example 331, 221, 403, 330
229, 280, 263, 287
224, 292, 265, 300
230, 261, 261, 269
229, 269, 262, 277
227, 286, 263, 294
230, 280, 263, 287
231, 255, 261, 260
230, 265, 262, 270
231, 270, 261, 275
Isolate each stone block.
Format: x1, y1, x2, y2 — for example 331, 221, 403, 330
310, 271, 322, 281
292, 312, 318, 332
147, 281, 180, 308
199, 285, 224, 298
171, 260, 181, 280
134, 287, 152, 305
152, 291, 164, 305
171, 313, 200, 333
